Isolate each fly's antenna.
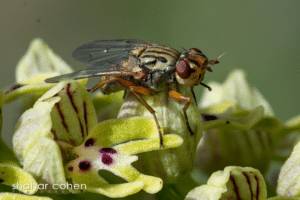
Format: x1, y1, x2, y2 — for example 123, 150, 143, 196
207, 52, 227, 66
216, 52, 227, 61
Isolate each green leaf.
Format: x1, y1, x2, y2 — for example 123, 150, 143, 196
0, 88, 20, 166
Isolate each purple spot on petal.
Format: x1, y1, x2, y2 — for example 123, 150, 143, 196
68, 166, 74, 172
100, 147, 117, 154
0, 179, 4, 183
79, 161, 91, 171
85, 138, 95, 147
102, 154, 113, 165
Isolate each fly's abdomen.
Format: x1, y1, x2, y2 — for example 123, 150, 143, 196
137, 45, 180, 91
139, 45, 180, 71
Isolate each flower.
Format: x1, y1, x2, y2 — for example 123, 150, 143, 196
185, 166, 267, 199
195, 69, 282, 176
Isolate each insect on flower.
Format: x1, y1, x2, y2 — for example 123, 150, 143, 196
45, 39, 221, 147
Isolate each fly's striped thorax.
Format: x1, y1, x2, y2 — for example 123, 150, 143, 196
138, 45, 180, 71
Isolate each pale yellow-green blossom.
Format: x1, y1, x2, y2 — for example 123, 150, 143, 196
185, 166, 267, 200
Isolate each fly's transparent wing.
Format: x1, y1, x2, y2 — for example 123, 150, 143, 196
45, 39, 149, 83
45, 63, 125, 83
72, 39, 148, 66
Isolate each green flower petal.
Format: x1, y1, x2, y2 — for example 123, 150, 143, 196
0, 193, 53, 200
282, 115, 300, 134
12, 81, 97, 192
0, 164, 38, 194
277, 139, 300, 196
66, 118, 183, 197
3, 83, 53, 104
92, 90, 124, 121
198, 106, 283, 176
199, 69, 274, 116
185, 166, 267, 200
196, 69, 288, 177
15, 38, 73, 84
84, 182, 144, 198
202, 106, 264, 131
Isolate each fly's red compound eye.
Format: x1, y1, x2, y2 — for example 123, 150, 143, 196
190, 48, 202, 54
176, 59, 193, 79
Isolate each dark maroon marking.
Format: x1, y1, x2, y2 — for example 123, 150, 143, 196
230, 172, 241, 200
242, 172, 253, 200
66, 84, 85, 137
0, 179, 3, 183
79, 161, 91, 171
51, 128, 58, 140
53, 93, 59, 97
84, 138, 95, 147
100, 148, 117, 154
66, 83, 78, 113
102, 154, 113, 165
55, 103, 69, 132
254, 175, 259, 199
68, 166, 74, 172
78, 116, 84, 138
201, 114, 218, 122
1, 172, 4, 174
4, 84, 24, 94
226, 120, 230, 124
83, 101, 88, 135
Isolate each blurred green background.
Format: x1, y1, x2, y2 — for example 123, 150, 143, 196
1, 0, 300, 146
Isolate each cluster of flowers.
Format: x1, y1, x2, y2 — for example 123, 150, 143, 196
0, 39, 299, 199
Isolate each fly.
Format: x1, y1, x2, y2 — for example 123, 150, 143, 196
45, 39, 221, 147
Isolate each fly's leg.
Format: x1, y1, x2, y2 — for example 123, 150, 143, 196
129, 87, 164, 148
115, 77, 164, 147
88, 76, 164, 147
169, 86, 195, 136
200, 82, 212, 91
87, 78, 116, 92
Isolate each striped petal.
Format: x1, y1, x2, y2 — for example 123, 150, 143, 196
185, 166, 267, 200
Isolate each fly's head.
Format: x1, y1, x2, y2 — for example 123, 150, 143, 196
175, 48, 219, 87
